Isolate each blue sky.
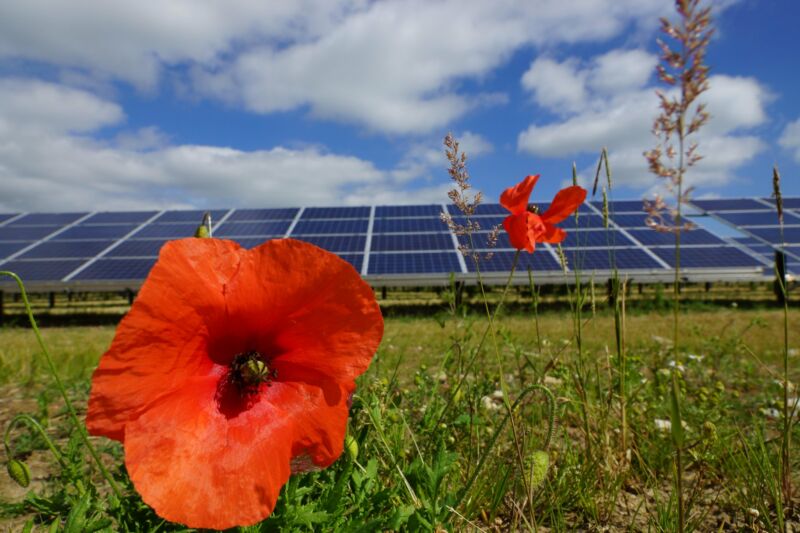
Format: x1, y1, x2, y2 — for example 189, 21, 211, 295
0, 0, 798, 213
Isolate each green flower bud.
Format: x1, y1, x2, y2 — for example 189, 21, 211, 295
7, 459, 31, 488
527, 450, 550, 489
344, 434, 358, 462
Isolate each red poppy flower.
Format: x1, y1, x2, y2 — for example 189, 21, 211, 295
86, 238, 383, 530
500, 174, 587, 252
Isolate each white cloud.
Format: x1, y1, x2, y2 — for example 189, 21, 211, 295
518, 53, 771, 189
0, 79, 450, 212
778, 118, 800, 162
0, 0, 674, 134
522, 58, 588, 113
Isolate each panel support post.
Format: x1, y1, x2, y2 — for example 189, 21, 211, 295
381, 287, 387, 300
126, 289, 135, 306
774, 249, 787, 306
49, 292, 56, 308
0, 290, 4, 327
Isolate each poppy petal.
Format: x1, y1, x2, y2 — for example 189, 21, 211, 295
503, 213, 535, 253
499, 174, 539, 215
541, 186, 587, 224
539, 222, 567, 243
86, 239, 244, 440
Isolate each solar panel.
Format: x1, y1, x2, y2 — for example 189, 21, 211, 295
714, 211, 797, 226
651, 246, 764, 268
302, 206, 370, 219
466, 250, 561, 272
761, 197, 800, 209
0, 214, 19, 224
368, 252, 462, 274
457, 232, 512, 250
747, 227, 800, 244
559, 215, 606, 229
560, 230, 635, 248
291, 219, 369, 235
156, 209, 229, 223
72, 258, 157, 280
214, 221, 291, 237
691, 199, 767, 211
20, 240, 115, 259
83, 211, 157, 224
0, 242, 29, 259
568, 248, 663, 271
135, 223, 199, 238
8, 213, 87, 226
0, 226, 61, 241
591, 200, 646, 212
375, 205, 443, 217
610, 213, 659, 228
106, 239, 167, 258
626, 228, 725, 246
227, 208, 299, 221
372, 233, 455, 252
336, 253, 364, 272
227, 237, 283, 249
293, 235, 366, 253
451, 216, 505, 229
447, 203, 507, 216
373, 218, 448, 233
57, 224, 138, 240
0, 259, 86, 282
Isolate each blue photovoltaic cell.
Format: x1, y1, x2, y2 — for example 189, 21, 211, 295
0, 242, 30, 259
591, 200, 646, 212
560, 230, 634, 248
293, 235, 366, 253
626, 228, 724, 246
466, 250, 561, 272
537, 203, 594, 215
558, 215, 607, 230
447, 203, 506, 216
714, 211, 799, 226
227, 208, 299, 221
651, 246, 764, 268
368, 252, 462, 274
458, 232, 512, 250
0, 214, 18, 224
691, 199, 767, 211
761, 197, 800, 209
372, 233, 454, 252
291, 219, 369, 235
747, 227, 800, 244
610, 213, 663, 228
733, 236, 763, 246
9, 212, 87, 226
0, 226, 61, 241
568, 248, 663, 271
73, 258, 157, 280
227, 237, 282, 249
135, 223, 199, 238
375, 205, 443, 217
214, 221, 291, 237
337, 253, 363, 272
373, 217, 448, 233
744, 244, 776, 256
451, 215, 505, 229
20, 240, 114, 259
302, 206, 370, 219
0, 259, 86, 282
83, 211, 157, 224
155, 209, 229, 223
57, 224, 138, 240
106, 239, 168, 257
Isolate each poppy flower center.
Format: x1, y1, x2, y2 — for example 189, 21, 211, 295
215, 350, 276, 419
527, 203, 539, 214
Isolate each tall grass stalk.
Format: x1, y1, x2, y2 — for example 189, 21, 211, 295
643, 2, 713, 530
772, 165, 794, 512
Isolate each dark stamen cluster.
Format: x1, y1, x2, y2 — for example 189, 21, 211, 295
228, 350, 277, 396
527, 204, 539, 214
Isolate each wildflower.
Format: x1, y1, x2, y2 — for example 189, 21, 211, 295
86, 238, 383, 529
481, 395, 502, 412
654, 418, 672, 432
499, 174, 587, 253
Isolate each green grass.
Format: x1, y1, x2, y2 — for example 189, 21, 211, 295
1, 305, 798, 531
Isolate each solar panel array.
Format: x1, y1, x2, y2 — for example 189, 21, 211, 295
0, 197, 794, 290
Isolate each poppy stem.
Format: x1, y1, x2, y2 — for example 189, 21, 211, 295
4, 413, 67, 468
0, 271, 124, 499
